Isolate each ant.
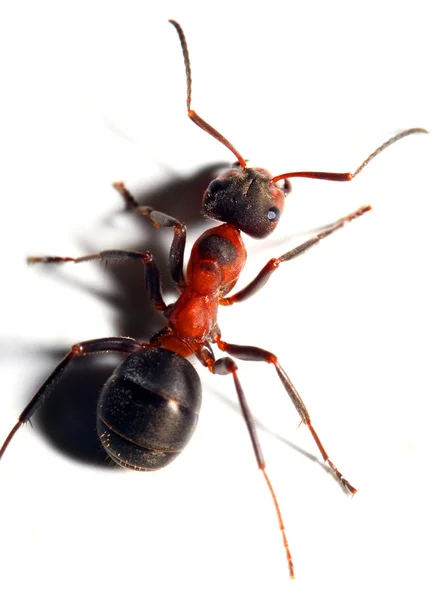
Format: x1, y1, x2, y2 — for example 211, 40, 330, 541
0, 19, 427, 579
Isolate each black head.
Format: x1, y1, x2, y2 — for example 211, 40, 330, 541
202, 167, 291, 238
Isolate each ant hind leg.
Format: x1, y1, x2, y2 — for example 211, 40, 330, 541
0, 336, 143, 460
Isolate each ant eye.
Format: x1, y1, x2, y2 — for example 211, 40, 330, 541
208, 179, 225, 195
267, 207, 280, 222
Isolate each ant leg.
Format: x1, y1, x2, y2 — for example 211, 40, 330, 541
221, 205, 371, 305
216, 337, 357, 495
28, 249, 168, 312
212, 355, 295, 579
113, 181, 186, 289
0, 337, 143, 460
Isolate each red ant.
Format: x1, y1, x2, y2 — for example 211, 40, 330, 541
0, 20, 427, 579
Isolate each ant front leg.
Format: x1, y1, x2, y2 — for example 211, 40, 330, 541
113, 181, 186, 289
210, 354, 295, 579
215, 337, 357, 495
220, 205, 371, 305
0, 337, 143, 460
28, 249, 168, 312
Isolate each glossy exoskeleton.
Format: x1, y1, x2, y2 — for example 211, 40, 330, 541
97, 347, 201, 470
0, 19, 428, 579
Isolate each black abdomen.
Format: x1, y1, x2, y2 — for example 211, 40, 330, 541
97, 347, 202, 470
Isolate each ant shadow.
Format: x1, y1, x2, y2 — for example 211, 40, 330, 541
207, 385, 341, 491
6, 162, 331, 482
27, 163, 224, 467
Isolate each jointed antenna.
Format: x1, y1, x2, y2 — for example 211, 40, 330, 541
169, 20, 428, 186
169, 20, 247, 168
271, 128, 429, 183
351, 127, 428, 177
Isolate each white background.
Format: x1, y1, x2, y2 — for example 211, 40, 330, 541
0, 2, 434, 599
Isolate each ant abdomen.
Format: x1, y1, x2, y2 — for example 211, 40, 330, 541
97, 347, 202, 470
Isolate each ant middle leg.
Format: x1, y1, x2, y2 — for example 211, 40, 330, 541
113, 181, 186, 289
28, 249, 168, 312
0, 336, 143, 460
215, 337, 357, 495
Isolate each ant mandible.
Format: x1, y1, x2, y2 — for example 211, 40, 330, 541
0, 19, 428, 579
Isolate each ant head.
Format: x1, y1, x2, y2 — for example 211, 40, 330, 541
202, 167, 291, 239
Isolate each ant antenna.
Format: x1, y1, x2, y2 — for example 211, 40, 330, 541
271, 128, 429, 183
170, 21, 428, 184
169, 20, 247, 169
